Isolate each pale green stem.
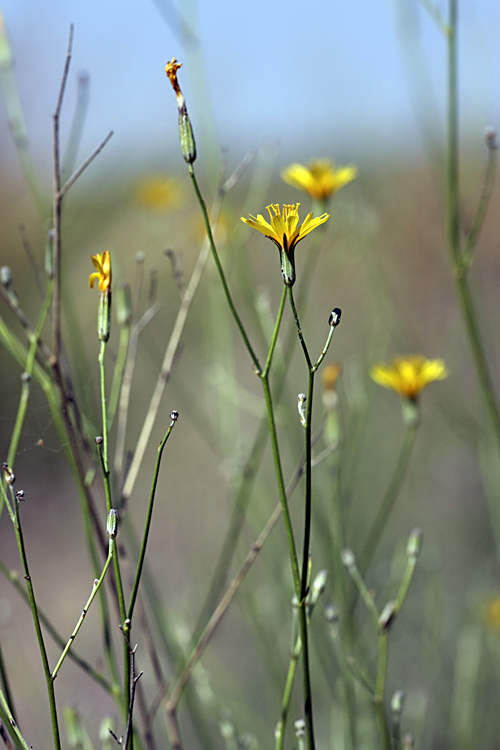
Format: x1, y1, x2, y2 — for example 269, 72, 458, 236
0, 559, 115, 695
52, 539, 114, 679
98, 340, 129, 716
9, 490, 61, 750
188, 164, 261, 374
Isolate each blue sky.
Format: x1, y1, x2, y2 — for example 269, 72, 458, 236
0, 0, 499, 175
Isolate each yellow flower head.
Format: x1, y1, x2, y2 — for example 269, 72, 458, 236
165, 57, 182, 96
370, 356, 448, 401
241, 203, 329, 286
89, 251, 112, 293
281, 160, 357, 201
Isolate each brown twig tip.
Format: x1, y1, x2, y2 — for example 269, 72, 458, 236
165, 58, 183, 96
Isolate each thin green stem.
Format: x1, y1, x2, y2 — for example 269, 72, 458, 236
0, 685, 31, 750
52, 538, 114, 679
11, 495, 61, 750
444, 4, 500, 451
0, 559, 115, 695
99, 340, 110, 473
97, 339, 129, 717
188, 164, 261, 374
263, 286, 287, 377
287, 286, 312, 369
0, 643, 16, 729
460, 142, 498, 271
127, 420, 177, 623
276, 634, 301, 750
108, 324, 131, 429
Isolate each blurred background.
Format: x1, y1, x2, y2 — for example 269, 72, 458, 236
1, 1, 500, 749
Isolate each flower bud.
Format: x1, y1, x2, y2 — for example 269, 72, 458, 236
107, 509, 118, 540
407, 527, 423, 559
98, 289, 111, 342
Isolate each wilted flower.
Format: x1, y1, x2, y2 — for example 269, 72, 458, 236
370, 356, 447, 401
241, 203, 329, 286
281, 159, 357, 201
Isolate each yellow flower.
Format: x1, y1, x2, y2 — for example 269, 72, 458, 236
281, 160, 357, 201
89, 251, 112, 292
134, 175, 185, 212
241, 203, 329, 286
370, 356, 448, 401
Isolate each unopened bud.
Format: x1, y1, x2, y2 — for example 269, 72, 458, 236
178, 105, 197, 164
341, 548, 356, 569
0, 266, 12, 287
97, 289, 111, 342
407, 527, 423, 559
294, 720, 305, 739
170, 410, 179, 421
107, 509, 118, 539
16, 490, 25, 501
324, 603, 339, 624
3, 463, 15, 485
391, 689, 405, 716
95, 436, 103, 445
329, 307, 342, 327
297, 393, 307, 427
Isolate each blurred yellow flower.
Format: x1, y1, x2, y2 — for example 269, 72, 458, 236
482, 596, 500, 631
322, 362, 342, 393
370, 356, 448, 400
281, 160, 357, 201
241, 203, 329, 257
89, 251, 111, 292
135, 175, 185, 212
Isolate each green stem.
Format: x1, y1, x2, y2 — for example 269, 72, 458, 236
0, 685, 31, 750
98, 340, 129, 717
287, 286, 312, 369
127, 419, 177, 622
276, 635, 301, 750
11, 495, 61, 750
52, 538, 114, 679
445, 5, 500, 451
0, 642, 16, 728
0, 559, 114, 695
374, 635, 391, 750
188, 164, 261, 374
